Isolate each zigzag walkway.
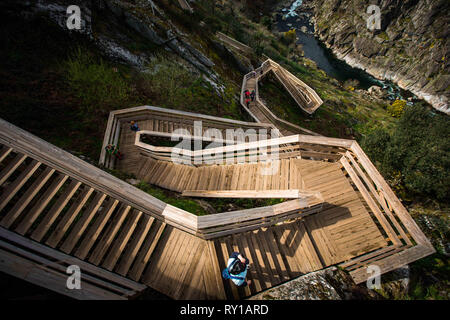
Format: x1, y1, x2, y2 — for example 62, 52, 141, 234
0, 54, 434, 299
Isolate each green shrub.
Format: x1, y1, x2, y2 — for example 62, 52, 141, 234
282, 29, 297, 45
135, 181, 208, 216
261, 16, 272, 30
362, 105, 450, 201
388, 99, 406, 117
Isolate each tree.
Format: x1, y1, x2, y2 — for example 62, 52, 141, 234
362, 105, 450, 202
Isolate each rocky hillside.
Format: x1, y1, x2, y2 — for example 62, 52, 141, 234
308, 0, 449, 114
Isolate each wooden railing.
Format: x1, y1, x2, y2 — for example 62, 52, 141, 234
177, 0, 193, 13
0, 118, 198, 236
134, 130, 350, 165
241, 62, 321, 136
337, 141, 435, 283
0, 118, 324, 240
216, 32, 253, 55
99, 105, 272, 168
249, 59, 323, 115
196, 197, 324, 239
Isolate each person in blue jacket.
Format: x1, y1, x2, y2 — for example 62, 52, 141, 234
222, 252, 251, 287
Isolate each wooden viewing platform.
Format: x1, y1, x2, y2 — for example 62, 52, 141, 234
0, 57, 434, 299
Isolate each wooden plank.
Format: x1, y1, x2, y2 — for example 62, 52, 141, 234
175, 240, 207, 300
128, 221, 166, 281
15, 174, 69, 235
0, 160, 41, 212
239, 233, 264, 292
102, 210, 143, 271
231, 234, 251, 297
30, 180, 82, 242
0, 227, 146, 292
45, 185, 94, 247
88, 205, 130, 265
272, 224, 299, 277
248, 230, 272, 289
0, 153, 27, 185
206, 240, 227, 299
345, 152, 413, 246
0, 248, 128, 300
161, 231, 193, 294
256, 228, 282, 285
0, 238, 139, 298
340, 157, 401, 246
221, 239, 240, 300
1, 166, 54, 228
116, 215, 155, 276
74, 198, 120, 260
59, 192, 107, 254
143, 226, 180, 287
0, 146, 13, 164
262, 228, 290, 281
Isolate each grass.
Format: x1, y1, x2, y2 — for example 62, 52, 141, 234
135, 181, 209, 216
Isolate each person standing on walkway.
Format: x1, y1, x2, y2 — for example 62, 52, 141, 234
130, 121, 140, 132
250, 90, 256, 101
105, 144, 123, 160
245, 98, 251, 108
222, 252, 251, 287
244, 89, 250, 99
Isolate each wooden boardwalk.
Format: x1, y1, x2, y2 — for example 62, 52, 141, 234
0, 55, 434, 299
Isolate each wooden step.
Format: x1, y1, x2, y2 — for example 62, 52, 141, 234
30, 179, 82, 242
0, 160, 41, 212
88, 204, 131, 265
128, 220, 166, 282
116, 215, 155, 276
0, 153, 27, 185
59, 192, 108, 254
15, 174, 69, 235
102, 210, 143, 271
0, 146, 13, 164
45, 185, 94, 247
1, 166, 55, 228
74, 198, 120, 260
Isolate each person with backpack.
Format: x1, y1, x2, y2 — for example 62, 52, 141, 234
244, 89, 250, 99
245, 98, 251, 108
130, 121, 140, 132
222, 252, 251, 287
105, 144, 123, 160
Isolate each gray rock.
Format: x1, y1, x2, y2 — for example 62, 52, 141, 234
249, 267, 380, 300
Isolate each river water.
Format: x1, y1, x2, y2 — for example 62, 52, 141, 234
276, 0, 413, 101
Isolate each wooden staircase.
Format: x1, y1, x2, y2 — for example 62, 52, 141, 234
0, 143, 171, 298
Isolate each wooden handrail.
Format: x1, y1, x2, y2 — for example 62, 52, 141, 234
241, 60, 322, 135
216, 32, 253, 54
0, 118, 327, 239
99, 105, 272, 167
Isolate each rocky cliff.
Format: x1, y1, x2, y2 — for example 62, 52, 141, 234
308, 0, 449, 114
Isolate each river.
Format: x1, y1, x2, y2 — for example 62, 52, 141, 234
276, 0, 413, 101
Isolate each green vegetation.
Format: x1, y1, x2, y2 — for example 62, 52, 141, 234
282, 29, 297, 45
135, 181, 209, 216
388, 99, 406, 117
362, 105, 449, 202
136, 55, 241, 117
63, 48, 132, 117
